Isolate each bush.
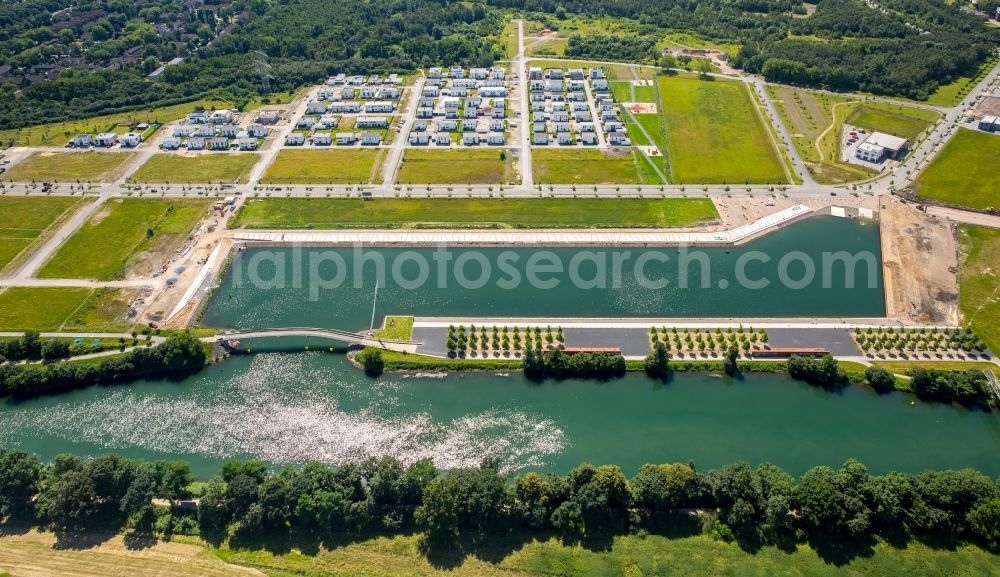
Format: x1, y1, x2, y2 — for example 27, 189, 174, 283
909, 368, 991, 405
356, 347, 385, 377
864, 365, 896, 390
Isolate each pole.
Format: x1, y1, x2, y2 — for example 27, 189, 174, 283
369, 280, 379, 334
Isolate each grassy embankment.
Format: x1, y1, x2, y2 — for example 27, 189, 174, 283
658, 75, 787, 184
0, 197, 80, 273
229, 197, 718, 229
373, 316, 414, 341
398, 149, 516, 185
261, 149, 385, 185
912, 129, 1000, 210
38, 198, 210, 280
3, 152, 134, 182
129, 153, 261, 184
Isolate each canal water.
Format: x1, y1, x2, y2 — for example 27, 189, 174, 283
2, 351, 997, 478
202, 216, 885, 330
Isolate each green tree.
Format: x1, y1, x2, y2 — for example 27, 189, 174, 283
356, 347, 385, 376
968, 498, 1000, 552
643, 341, 670, 378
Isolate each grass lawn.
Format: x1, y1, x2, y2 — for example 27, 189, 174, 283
374, 316, 414, 340
398, 149, 515, 185
534, 148, 659, 184
635, 113, 667, 153
38, 198, 209, 280
873, 360, 997, 373
0, 196, 79, 272
0, 287, 134, 331
912, 129, 1000, 210
231, 197, 717, 229
261, 149, 384, 184
658, 76, 786, 184
3, 151, 134, 182
129, 153, 260, 184
958, 225, 1000, 355
210, 531, 1000, 577
0, 99, 230, 147
844, 104, 938, 140
622, 115, 651, 146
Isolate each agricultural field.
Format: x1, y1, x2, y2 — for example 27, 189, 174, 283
659, 76, 786, 184
38, 198, 210, 280
533, 148, 662, 184
912, 129, 1000, 210
958, 225, 1000, 355
398, 149, 516, 185
230, 197, 718, 229
0, 197, 79, 272
768, 86, 939, 184
2, 151, 134, 182
129, 153, 260, 184
261, 149, 384, 184
0, 99, 229, 147
0, 287, 134, 332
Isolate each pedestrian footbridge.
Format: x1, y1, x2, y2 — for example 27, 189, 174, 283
211, 327, 421, 353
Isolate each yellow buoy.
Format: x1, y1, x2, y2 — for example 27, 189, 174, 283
305, 345, 310, 351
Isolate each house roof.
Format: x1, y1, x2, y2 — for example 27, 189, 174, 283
863, 131, 907, 151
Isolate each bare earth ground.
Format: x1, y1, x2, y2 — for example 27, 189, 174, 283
880, 196, 959, 324
0, 530, 263, 577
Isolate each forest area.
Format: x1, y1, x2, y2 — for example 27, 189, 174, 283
0, 0, 998, 129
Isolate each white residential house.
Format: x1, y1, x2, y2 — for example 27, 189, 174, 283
195, 125, 216, 137
428, 67, 443, 79
435, 133, 451, 146
209, 109, 233, 124
532, 121, 547, 133
422, 86, 440, 97
316, 116, 339, 129
855, 131, 907, 163
356, 116, 389, 128
580, 132, 597, 145
489, 118, 505, 131
462, 133, 480, 146
530, 80, 545, 92
306, 101, 328, 115
470, 67, 489, 80
119, 132, 143, 147
450, 66, 464, 78
218, 125, 240, 137
360, 132, 381, 145
449, 87, 468, 97
296, 118, 316, 130
417, 107, 434, 119
237, 137, 258, 151
409, 133, 430, 145
452, 78, 477, 89
489, 66, 506, 80
437, 120, 458, 132
442, 97, 461, 109
419, 97, 436, 108
336, 133, 357, 145
463, 107, 478, 120
330, 101, 360, 114
285, 133, 305, 146
558, 132, 573, 145
592, 78, 609, 90
359, 87, 378, 99
555, 122, 571, 133
479, 86, 507, 98
607, 132, 631, 146
568, 80, 584, 92
364, 101, 394, 113
547, 69, 564, 80
378, 87, 400, 99
187, 137, 206, 150
186, 111, 209, 124
340, 87, 356, 100
589, 68, 605, 79
547, 80, 564, 92
173, 125, 196, 138
317, 87, 336, 100
160, 137, 181, 150
94, 132, 118, 147
529, 67, 543, 80
533, 132, 549, 145
486, 132, 505, 145
578, 122, 595, 133
576, 111, 593, 122
413, 120, 428, 132
68, 133, 94, 147
210, 137, 230, 150
567, 68, 585, 80
312, 132, 333, 146
531, 102, 546, 112
466, 97, 482, 108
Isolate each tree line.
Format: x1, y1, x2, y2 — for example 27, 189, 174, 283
1, 449, 998, 560
0, 332, 207, 398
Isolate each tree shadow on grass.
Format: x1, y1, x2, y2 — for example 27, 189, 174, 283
419, 530, 546, 570
806, 532, 877, 566
122, 531, 157, 550
52, 530, 116, 550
